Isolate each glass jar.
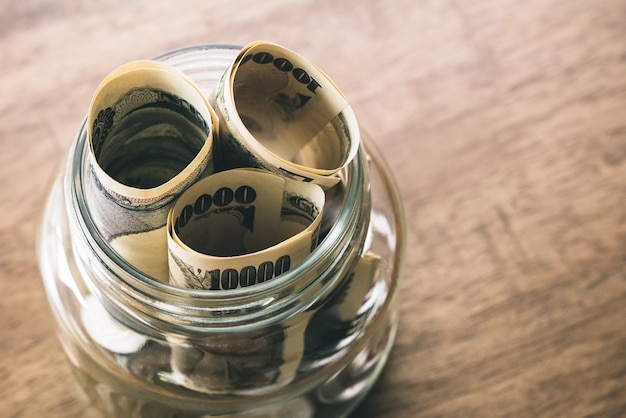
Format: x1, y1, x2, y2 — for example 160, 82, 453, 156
37, 44, 405, 418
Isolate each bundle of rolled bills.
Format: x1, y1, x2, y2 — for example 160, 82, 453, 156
86, 41, 360, 286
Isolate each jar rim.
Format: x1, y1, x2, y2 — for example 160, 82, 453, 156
66, 44, 370, 328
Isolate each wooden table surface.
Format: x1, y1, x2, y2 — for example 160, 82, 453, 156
3, 0, 626, 417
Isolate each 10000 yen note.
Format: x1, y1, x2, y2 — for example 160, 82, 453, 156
167, 168, 325, 290
213, 41, 360, 189
87, 60, 218, 281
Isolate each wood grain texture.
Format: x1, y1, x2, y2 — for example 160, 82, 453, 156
2, 0, 626, 417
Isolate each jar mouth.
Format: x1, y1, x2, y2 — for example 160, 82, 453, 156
67, 45, 369, 329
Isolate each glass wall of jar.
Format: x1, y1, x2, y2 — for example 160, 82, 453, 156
37, 45, 406, 418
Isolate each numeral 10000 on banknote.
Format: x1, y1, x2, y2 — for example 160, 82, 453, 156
170, 253, 292, 290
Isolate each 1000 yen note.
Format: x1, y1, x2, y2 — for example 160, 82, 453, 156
213, 41, 360, 189
87, 60, 218, 281
167, 168, 325, 290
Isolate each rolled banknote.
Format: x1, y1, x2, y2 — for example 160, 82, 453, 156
213, 41, 360, 189
162, 313, 313, 394
87, 60, 218, 281
167, 168, 325, 290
